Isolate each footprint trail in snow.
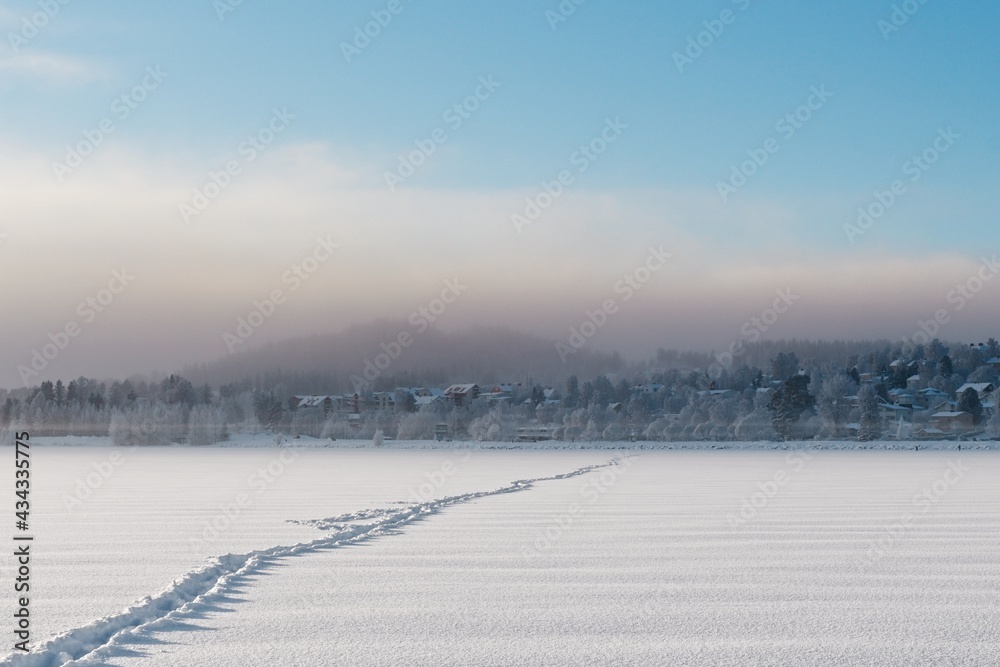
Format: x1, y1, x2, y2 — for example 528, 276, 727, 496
1, 459, 627, 667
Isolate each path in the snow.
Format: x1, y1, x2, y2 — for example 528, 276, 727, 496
1, 460, 626, 667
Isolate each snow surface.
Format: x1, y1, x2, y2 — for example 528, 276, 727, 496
2, 447, 999, 666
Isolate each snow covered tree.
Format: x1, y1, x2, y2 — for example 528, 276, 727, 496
708, 396, 739, 432
0, 421, 25, 449
563, 375, 580, 409
291, 409, 324, 438
188, 405, 228, 445
967, 365, 998, 384
857, 384, 882, 442
924, 339, 948, 364
592, 376, 615, 407
159, 375, 197, 408
394, 390, 417, 414
39, 381, 54, 402
109, 401, 186, 446
579, 381, 594, 407
602, 422, 625, 441
816, 373, 856, 437
734, 391, 778, 441
939, 355, 953, 378
469, 405, 509, 441
642, 417, 670, 441
66, 380, 79, 405
396, 408, 439, 440
234, 391, 261, 434
1, 398, 20, 427
769, 374, 815, 439
254, 392, 284, 429
957, 387, 984, 426
372, 429, 384, 447
771, 352, 800, 382
318, 414, 351, 440
987, 409, 1000, 439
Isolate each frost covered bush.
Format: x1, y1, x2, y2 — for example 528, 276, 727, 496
291, 409, 324, 438
320, 417, 352, 440
733, 408, 778, 441
643, 418, 670, 441
581, 418, 601, 441
987, 410, 1000, 439
109, 402, 186, 446
397, 410, 438, 440
602, 423, 625, 441
469, 406, 511, 442
188, 405, 228, 445
0, 422, 24, 448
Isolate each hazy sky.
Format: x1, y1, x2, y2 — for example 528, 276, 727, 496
1, 0, 999, 388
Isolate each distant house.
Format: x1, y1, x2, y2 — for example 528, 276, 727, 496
955, 383, 996, 402
483, 386, 511, 399
929, 411, 974, 432
486, 383, 521, 396
878, 400, 911, 422
372, 391, 395, 411
444, 383, 480, 407
634, 383, 665, 396
919, 387, 949, 399
396, 387, 445, 402
906, 375, 921, 391
414, 394, 444, 409
988, 357, 1000, 372
887, 388, 918, 407
924, 399, 955, 416
289, 395, 336, 416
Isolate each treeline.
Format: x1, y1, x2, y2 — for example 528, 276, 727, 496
2, 337, 999, 445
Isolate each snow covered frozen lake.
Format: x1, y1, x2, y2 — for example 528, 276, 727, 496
3, 444, 999, 666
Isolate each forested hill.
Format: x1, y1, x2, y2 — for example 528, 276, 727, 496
180, 322, 625, 393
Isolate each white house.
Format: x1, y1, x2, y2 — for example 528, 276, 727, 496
444, 384, 480, 407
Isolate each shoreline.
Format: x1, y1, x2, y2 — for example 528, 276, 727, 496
22, 435, 1000, 451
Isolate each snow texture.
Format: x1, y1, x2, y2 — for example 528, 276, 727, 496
2, 459, 617, 666
2, 447, 998, 666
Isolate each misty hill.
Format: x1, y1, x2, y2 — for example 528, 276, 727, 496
181, 322, 624, 393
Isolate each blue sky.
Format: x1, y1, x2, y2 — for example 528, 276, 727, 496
1, 0, 998, 386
